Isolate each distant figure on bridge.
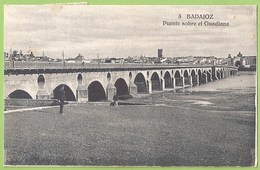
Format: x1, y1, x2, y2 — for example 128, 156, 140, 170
58, 85, 66, 114
113, 91, 118, 106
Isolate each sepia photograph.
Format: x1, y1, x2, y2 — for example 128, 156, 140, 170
3, 5, 257, 166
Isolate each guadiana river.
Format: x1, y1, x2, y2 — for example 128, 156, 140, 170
132, 71, 256, 109
4, 71, 256, 166
186, 71, 256, 91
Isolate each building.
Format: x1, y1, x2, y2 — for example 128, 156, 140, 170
158, 49, 163, 58
227, 52, 256, 69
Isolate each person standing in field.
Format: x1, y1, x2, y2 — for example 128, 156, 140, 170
58, 85, 66, 114
113, 91, 118, 106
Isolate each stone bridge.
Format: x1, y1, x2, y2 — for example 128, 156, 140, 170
4, 65, 238, 102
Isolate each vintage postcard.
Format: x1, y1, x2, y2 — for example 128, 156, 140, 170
3, 5, 257, 166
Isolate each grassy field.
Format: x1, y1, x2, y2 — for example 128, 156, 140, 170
4, 89, 255, 166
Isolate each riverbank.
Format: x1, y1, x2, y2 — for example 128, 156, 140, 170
5, 94, 255, 166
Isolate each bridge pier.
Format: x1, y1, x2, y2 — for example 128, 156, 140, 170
76, 85, 88, 102
129, 82, 137, 97
202, 73, 208, 83
182, 76, 185, 88
217, 71, 220, 80
107, 83, 116, 101
213, 71, 218, 80
189, 76, 193, 86
205, 73, 208, 83
161, 79, 165, 91
226, 71, 228, 78
36, 89, 50, 100
147, 80, 152, 94
172, 78, 176, 91
210, 73, 213, 81
36, 78, 50, 99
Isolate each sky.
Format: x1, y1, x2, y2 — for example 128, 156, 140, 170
4, 5, 257, 59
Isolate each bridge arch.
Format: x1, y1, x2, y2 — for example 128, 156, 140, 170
53, 84, 76, 101
174, 70, 182, 86
191, 69, 197, 85
235, 60, 241, 67
230, 70, 234, 76
222, 69, 225, 78
114, 78, 129, 96
220, 69, 224, 79
198, 69, 202, 84
225, 69, 229, 78
183, 70, 189, 85
88, 81, 106, 101
134, 73, 147, 93
164, 71, 172, 88
202, 70, 207, 83
8, 89, 33, 99
151, 72, 161, 91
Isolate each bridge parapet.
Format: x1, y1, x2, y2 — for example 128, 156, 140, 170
4, 64, 234, 75
5, 61, 237, 70
4, 61, 220, 69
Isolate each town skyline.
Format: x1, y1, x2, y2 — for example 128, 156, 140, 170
4, 5, 257, 59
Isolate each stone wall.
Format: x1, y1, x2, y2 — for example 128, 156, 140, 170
5, 99, 60, 110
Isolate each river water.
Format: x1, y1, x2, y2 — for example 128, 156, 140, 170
129, 71, 256, 111
185, 71, 256, 92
